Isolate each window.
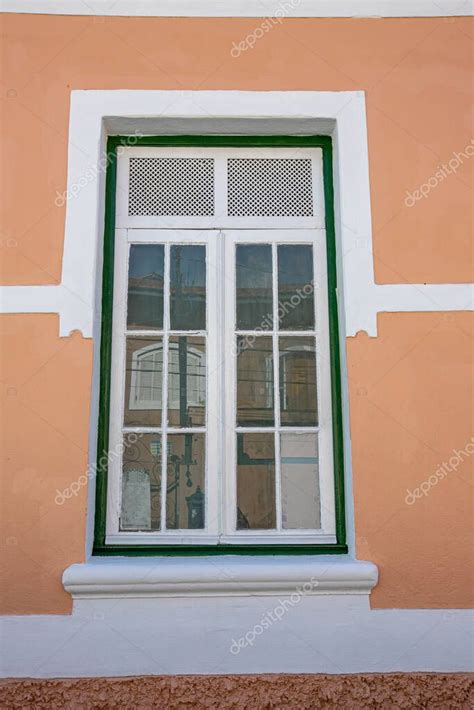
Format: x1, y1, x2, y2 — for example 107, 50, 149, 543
95, 138, 346, 553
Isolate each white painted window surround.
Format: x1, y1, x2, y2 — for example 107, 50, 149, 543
1, 91, 471, 339
0, 89, 471, 601
0, 91, 472, 675
2, 0, 473, 18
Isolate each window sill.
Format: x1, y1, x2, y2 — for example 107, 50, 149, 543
63, 555, 378, 599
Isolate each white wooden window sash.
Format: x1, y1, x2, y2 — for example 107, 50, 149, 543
106, 147, 336, 545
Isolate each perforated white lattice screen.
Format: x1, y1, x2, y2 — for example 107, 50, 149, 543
227, 158, 313, 217
128, 158, 215, 216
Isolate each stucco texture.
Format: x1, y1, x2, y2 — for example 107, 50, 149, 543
0, 14, 473, 614
348, 312, 473, 608
0, 15, 472, 284
0, 315, 92, 614
1, 673, 473, 709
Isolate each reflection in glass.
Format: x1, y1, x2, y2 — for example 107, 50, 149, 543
120, 433, 161, 531
124, 337, 163, 427
168, 336, 206, 427
170, 245, 206, 330
279, 337, 318, 426
166, 433, 205, 530
236, 244, 273, 330
278, 245, 314, 330
237, 336, 274, 427
127, 245, 164, 330
236, 433, 276, 530
281, 433, 320, 529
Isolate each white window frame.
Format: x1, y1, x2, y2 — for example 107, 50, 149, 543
222, 230, 335, 544
107, 229, 220, 545
106, 146, 336, 546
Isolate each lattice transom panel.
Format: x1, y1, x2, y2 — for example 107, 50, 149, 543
227, 158, 313, 217
128, 158, 215, 216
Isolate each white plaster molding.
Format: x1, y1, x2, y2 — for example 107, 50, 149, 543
0, 284, 93, 335
62, 556, 378, 599
0, 90, 472, 337
348, 282, 474, 336
1, 1, 472, 18
375, 283, 473, 313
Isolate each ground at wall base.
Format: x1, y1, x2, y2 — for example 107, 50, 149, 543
1, 673, 473, 708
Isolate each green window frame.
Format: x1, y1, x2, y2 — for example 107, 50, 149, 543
93, 135, 347, 556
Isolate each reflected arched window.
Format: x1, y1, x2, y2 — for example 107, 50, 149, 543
129, 341, 205, 411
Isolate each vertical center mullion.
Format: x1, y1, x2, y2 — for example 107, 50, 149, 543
160, 241, 170, 532
216, 231, 225, 537
272, 241, 282, 532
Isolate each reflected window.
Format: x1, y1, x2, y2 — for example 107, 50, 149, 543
129, 342, 206, 412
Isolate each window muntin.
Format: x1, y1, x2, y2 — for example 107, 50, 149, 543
105, 146, 337, 547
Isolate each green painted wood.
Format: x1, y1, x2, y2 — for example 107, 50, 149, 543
93, 544, 348, 556
110, 135, 333, 149
322, 140, 347, 548
93, 135, 347, 556
93, 137, 117, 552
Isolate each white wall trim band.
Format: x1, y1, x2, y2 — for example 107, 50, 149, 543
0, 284, 92, 336
1, 283, 471, 339
1, 1, 473, 18
0, 89, 472, 339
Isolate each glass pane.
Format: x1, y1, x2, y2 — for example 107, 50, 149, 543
281, 433, 320, 529
236, 244, 273, 330
279, 337, 318, 426
278, 245, 314, 330
124, 337, 163, 427
237, 336, 274, 427
166, 433, 205, 530
236, 432, 276, 530
168, 336, 206, 427
120, 433, 161, 531
127, 244, 164, 330
170, 245, 206, 330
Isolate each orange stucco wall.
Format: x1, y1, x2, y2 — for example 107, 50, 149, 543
0, 14, 472, 614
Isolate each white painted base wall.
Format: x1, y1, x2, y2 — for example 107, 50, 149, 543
1, 598, 472, 677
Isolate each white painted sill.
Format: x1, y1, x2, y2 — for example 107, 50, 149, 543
63, 556, 378, 599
